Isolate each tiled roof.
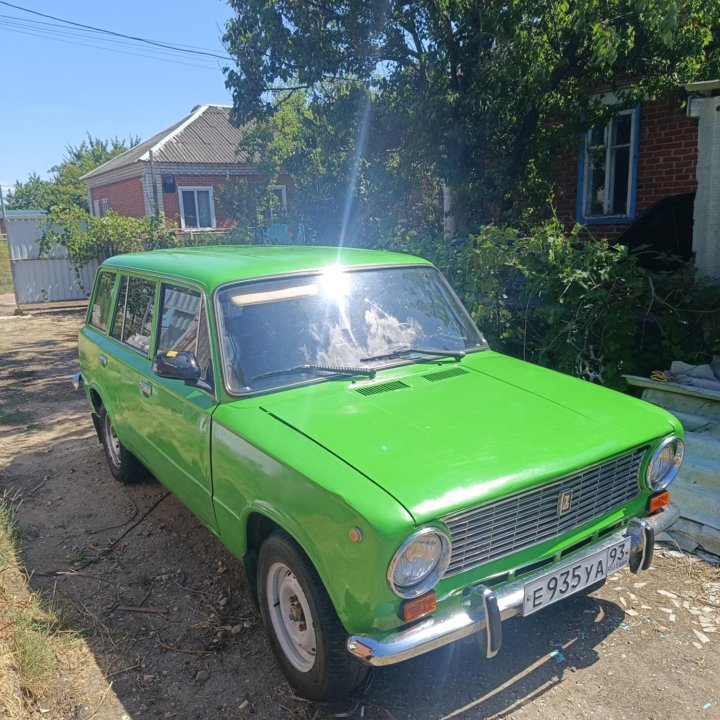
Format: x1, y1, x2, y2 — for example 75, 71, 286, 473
81, 105, 251, 181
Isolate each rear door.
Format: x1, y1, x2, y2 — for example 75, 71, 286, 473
104, 273, 159, 461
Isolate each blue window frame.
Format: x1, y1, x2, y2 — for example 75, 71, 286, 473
576, 104, 640, 224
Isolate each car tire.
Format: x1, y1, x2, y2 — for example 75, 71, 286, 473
99, 405, 146, 484
257, 530, 369, 700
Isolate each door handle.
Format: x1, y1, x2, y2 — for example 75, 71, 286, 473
138, 380, 153, 397
98, 354, 108, 367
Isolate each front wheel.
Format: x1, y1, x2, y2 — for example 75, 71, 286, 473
257, 531, 368, 700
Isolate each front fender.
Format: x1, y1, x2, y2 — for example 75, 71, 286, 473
210, 412, 414, 635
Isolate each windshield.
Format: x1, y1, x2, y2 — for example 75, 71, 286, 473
216, 265, 487, 394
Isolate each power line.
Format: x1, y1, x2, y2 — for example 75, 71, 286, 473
0, 13, 222, 60
0, 0, 233, 61
0, 21, 222, 70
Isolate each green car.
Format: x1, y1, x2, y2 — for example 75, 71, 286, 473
77, 245, 683, 699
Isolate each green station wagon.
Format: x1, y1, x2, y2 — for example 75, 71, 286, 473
77, 245, 684, 699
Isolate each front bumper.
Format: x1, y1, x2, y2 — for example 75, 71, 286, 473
347, 505, 679, 666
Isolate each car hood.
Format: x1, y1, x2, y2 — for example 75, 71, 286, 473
254, 351, 679, 523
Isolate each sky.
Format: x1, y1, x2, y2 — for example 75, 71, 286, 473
0, 0, 235, 197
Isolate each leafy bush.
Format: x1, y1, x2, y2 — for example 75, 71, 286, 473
40, 208, 250, 267
41, 207, 180, 266
386, 221, 720, 389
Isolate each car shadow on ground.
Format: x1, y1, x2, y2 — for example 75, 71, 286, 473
349, 593, 625, 719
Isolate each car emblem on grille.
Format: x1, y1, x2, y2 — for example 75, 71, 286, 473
557, 490, 573, 516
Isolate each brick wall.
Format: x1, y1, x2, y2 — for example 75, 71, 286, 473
163, 173, 293, 229
553, 96, 698, 241
90, 176, 146, 218
162, 174, 241, 229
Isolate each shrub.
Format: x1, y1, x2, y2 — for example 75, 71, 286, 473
385, 221, 720, 389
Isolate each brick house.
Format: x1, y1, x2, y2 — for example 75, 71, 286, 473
552, 92, 698, 243
81, 104, 291, 231
550, 82, 720, 277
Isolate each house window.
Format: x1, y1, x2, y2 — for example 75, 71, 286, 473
101, 198, 109, 216
178, 187, 216, 229
92, 199, 100, 217
271, 185, 287, 214
578, 106, 639, 223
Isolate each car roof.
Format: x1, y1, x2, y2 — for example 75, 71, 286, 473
101, 245, 430, 289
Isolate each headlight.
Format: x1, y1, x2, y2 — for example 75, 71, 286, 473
646, 436, 684, 491
387, 528, 451, 599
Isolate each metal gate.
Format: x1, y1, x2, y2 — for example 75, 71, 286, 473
6, 214, 98, 304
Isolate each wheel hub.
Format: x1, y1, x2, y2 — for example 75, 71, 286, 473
266, 562, 317, 672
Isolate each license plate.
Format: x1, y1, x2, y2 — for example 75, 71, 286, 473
523, 538, 631, 616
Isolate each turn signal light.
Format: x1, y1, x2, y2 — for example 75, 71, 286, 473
648, 490, 670, 513
401, 591, 437, 622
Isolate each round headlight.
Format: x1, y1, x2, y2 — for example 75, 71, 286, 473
387, 528, 451, 599
646, 436, 684, 491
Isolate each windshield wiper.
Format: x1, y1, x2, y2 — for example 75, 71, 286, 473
360, 347, 466, 363
252, 364, 377, 383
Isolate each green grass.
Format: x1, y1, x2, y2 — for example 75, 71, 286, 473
0, 495, 77, 717
0, 237, 12, 291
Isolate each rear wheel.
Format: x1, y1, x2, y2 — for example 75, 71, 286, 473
257, 531, 369, 700
99, 406, 146, 484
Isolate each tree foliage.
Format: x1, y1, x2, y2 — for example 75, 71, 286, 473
7, 135, 139, 212
41, 207, 179, 267
223, 0, 719, 231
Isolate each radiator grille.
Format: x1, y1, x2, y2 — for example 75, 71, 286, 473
441, 447, 646, 577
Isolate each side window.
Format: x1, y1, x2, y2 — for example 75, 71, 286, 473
158, 284, 214, 391
110, 275, 156, 355
89, 270, 115, 331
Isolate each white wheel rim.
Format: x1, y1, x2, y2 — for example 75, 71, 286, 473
266, 561, 317, 672
104, 415, 121, 469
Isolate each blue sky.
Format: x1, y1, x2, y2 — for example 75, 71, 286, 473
0, 0, 234, 197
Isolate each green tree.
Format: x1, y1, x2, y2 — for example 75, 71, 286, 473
7, 135, 139, 212
223, 0, 719, 231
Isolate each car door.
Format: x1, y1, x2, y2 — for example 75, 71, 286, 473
101, 273, 160, 464
138, 282, 218, 531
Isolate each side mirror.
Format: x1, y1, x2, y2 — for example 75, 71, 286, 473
152, 350, 201, 383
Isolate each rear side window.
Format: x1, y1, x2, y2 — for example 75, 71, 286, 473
89, 270, 115, 331
158, 284, 214, 391
111, 276, 156, 355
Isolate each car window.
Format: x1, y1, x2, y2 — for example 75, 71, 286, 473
111, 275, 156, 355
217, 265, 487, 393
89, 270, 116, 332
158, 284, 214, 391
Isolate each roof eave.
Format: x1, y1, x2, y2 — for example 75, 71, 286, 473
80, 157, 146, 181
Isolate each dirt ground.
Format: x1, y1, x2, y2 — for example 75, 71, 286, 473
1, 310, 719, 720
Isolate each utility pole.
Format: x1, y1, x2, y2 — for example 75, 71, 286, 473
149, 149, 160, 219
0, 184, 6, 220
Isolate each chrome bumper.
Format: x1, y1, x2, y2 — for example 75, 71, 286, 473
347, 505, 679, 666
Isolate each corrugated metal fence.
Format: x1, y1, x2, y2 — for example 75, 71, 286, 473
7, 215, 98, 304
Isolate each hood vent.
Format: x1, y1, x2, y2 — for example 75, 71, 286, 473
422, 367, 470, 382
355, 380, 410, 396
